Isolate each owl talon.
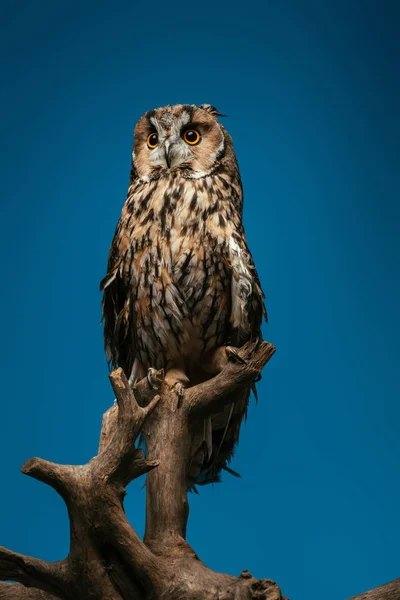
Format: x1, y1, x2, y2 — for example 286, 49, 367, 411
147, 368, 164, 390
176, 383, 184, 409
253, 373, 262, 383
226, 347, 247, 365
164, 368, 189, 408
251, 381, 258, 403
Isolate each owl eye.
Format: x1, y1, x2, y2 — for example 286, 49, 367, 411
183, 129, 201, 145
147, 133, 158, 149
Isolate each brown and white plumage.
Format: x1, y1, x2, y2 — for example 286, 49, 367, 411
101, 103, 266, 487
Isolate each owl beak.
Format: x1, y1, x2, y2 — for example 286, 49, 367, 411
164, 143, 172, 169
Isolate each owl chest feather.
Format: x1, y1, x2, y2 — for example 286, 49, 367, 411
125, 176, 234, 366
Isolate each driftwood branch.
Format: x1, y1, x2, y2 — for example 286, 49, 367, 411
0, 584, 60, 599
0, 341, 288, 599
187, 341, 276, 418
94, 368, 160, 486
21, 459, 75, 503
348, 577, 400, 600
0, 548, 67, 597
0, 339, 396, 599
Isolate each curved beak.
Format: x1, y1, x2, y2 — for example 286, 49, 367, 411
164, 142, 172, 168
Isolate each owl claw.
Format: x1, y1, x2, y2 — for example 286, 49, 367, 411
147, 371, 154, 389
226, 347, 247, 365
253, 373, 262, 383
147, 368, 164, 390
176, 383, 184, 409
164, 368, 189, 408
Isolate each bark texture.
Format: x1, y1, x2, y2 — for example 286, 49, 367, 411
0, 341, 290, 600
348, 578, 400, 600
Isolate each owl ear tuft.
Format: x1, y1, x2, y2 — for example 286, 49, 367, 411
198, 104, 227, 118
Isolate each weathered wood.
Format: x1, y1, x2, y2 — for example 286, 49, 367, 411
187, 341, 276, 418
143, 382, 192, 550
348, 578, 400, 600
0, 548, 68, 598
0, 342, 289, 599
0, 584, 60, 599
3, 576, 398, 600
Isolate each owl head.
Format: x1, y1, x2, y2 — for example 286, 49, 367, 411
131, 104, 236, 179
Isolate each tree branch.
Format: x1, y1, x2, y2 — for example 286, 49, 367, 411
348, 577, 400, 600
94, 368, 160, 486
0, 582, 61, 599
0, 548, 67, 598
143, 384, 192, 551
187, 341, 276, 419
21, 459, 76, 503
98, 505, 167, 593
0, 339, 290, 599
98, 403, 118, 453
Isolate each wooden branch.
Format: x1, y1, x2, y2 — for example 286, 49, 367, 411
187, 341, 276, 419
143, 384, 192, 551
0, 339, 290, 599
0, 368, 164, 599
2, 335, 399, 600
21, 459, 75, 503
348, 577, 400, 600
2, 572, 398, 600
98, 545, 145, 599
99, 505, 166, 593
0, 582, 60, 599
0, 548, 67, 598
144, 341, 275, 554
98, 403, 118, 453
92, 368, 160, 486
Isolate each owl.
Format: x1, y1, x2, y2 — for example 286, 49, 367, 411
100, 103, 267, 487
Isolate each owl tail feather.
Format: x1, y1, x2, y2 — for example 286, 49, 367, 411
193, 404, 235, 487
189, 384, 252, 489
204, 417, 213, 461
223, 465, 241, 478
213, 401, 235, 463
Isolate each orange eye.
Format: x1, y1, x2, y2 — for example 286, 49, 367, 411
183, 129, 201, 145
147, 133, 158, 149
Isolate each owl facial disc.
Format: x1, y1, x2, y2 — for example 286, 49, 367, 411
132, 104, 226, 178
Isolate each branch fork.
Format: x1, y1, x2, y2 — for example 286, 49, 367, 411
0, 341, 288, 600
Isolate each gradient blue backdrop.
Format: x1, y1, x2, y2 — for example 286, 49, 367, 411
1, 2, 399, 599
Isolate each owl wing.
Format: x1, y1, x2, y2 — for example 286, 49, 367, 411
191, 231, 267, 488
213, 233, 266, 465
100, 219, 137, 379
228, 231, 267, 345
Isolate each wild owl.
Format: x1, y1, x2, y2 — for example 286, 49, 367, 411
100, 103, 266, 487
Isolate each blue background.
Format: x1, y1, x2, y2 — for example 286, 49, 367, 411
1, 2, 399, 599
